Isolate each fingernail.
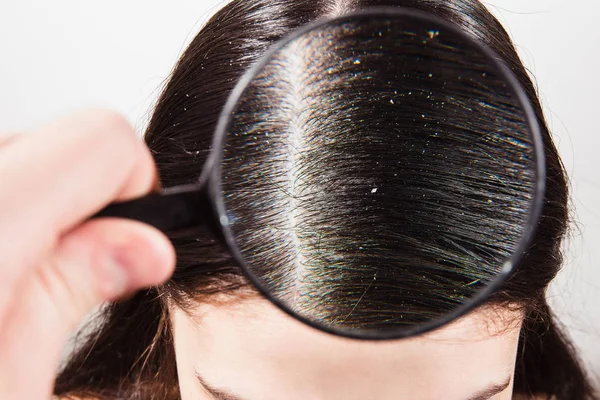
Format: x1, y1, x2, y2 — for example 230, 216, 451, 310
98, 249, 132, 299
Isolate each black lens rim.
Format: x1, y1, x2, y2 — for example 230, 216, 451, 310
200, 6, 546, 340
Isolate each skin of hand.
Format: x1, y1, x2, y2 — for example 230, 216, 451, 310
0, 110, 176, 399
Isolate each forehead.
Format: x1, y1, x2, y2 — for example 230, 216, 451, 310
172, 298, 522, 400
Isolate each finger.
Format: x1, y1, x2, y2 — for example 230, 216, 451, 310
2, 109, 158, 218
48, 217, 175, 327
0, 109, 158, 318
0, 218, 175, 399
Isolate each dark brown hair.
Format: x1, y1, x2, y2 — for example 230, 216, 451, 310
55, 0, 598, 399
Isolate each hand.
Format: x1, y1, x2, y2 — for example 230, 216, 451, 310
0, 110, 176, 399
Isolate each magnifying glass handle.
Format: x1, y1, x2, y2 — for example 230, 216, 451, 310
92, 184, 210, 232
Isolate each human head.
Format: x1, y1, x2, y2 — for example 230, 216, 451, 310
55, 1, 597, 399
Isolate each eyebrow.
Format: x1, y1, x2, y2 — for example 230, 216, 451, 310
465, 376, 512, 400
196, 372, 247, 400
196, 372, 511, 400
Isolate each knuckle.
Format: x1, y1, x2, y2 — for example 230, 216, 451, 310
85, 108, 131, 131
82, 109, 137, 149
78, 109, 140, 165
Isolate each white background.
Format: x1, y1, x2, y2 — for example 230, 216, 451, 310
0, 0, 598, 381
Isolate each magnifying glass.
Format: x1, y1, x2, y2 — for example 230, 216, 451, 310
94, 7, 545, 340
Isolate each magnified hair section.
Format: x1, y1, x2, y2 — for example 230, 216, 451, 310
221, 16, 536, 331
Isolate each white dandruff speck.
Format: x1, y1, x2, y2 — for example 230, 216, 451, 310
371, 188, 378, 193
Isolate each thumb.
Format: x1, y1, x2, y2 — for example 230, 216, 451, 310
47, 218, 176, 330
0, 218, 175, 399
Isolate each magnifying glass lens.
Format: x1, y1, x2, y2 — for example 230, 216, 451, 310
217, 10, 542, 339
